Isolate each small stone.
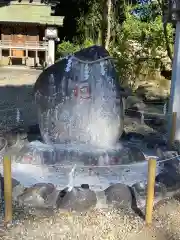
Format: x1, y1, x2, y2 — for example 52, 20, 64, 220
81, 184, 89, 189
127, 146, 146, 163
156, 147, 166, 159
132, 182, 146, 197
0, 175, 23, 200
145, 134, 166, 149
157, 150, 180, 176
5, 130, 27, 147
125, 96, 145, 112
12, 184, 25, 201
173, 140, 180, 154
0, 226, 6, 237
149, 116, 165, 126
56, 186, 97, 212
132, 181, 167, 208
104, 183, 132, 209
123, 132, 145, 142
155, 172, 180, 191
17, 183, 57, 208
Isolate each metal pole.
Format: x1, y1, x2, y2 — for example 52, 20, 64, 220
168, 22, 180, 141
168, 112, 177, 148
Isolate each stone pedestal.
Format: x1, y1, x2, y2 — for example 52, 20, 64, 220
47, 39, 55, 66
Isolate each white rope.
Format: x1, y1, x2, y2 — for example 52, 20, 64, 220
140, 111, 144, 124
156, 154, 180, 163
67, 164, 76, 192
16, 108, 20, 123
163, 102, 167, 115
71, 55, 113, 64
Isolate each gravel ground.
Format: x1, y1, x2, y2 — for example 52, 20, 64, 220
1, 200, 179, 240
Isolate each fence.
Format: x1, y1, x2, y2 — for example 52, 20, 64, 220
0, 40, 48, 50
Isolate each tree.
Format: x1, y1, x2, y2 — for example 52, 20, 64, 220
156, 0, 173, 61
55, 0, 174, 91
110, 2, 174, 86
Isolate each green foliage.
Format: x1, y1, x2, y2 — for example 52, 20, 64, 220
82, 38, 95, 48
56, 41, 80, 58
109, 3, 174, 88
56, 0, 174, 92
118, 5, 173, 56
56, 39, 95, 58
77, 0, 102, 43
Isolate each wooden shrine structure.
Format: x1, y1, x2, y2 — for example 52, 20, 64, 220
0, 0, 64, 67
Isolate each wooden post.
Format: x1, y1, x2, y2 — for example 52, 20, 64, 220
3, 156, 12, 223
168, 112, 177, 148
25, 49, 28, 66
0, 47, 2, 61
9, 48, 12, 65
35, 50, 38, 67
145, 158, 156, 225
45, 50, 48, 68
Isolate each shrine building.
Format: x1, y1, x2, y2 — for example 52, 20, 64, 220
0, 0, 64, 67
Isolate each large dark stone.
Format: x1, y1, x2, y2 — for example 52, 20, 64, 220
104, 183, 132, 209
34, 45, 124, 145
56, 186, 97, 212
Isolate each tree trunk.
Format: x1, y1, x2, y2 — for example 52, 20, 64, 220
163, 21, 173, 61
98, 29, 102, 45
101, 0, 107, 47
157, 0, 173, 61
105, 0, 112, 50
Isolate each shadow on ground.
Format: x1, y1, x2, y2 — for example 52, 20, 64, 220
0, 84, 38, 133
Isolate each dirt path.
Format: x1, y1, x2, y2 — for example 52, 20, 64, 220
128, 228, 166, 240
0, 67, 41, 86
130, 198, 180, 240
